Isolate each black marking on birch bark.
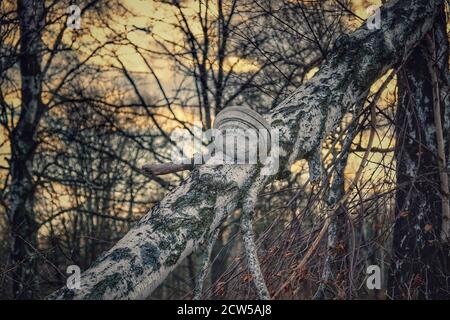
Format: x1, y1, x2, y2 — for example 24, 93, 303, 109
109, 247, 133, 262
84, 273, 124, 300
307, 146, 323, 183
140, 243, 161, 271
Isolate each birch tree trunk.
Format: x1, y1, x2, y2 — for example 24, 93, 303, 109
388, 5, 449, 299
8, 0, 45, 299
49, 0, 443, 300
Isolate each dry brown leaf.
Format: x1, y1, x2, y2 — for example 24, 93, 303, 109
400, 211, 410, 218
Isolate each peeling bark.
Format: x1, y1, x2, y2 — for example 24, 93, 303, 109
49, 0, 442, 300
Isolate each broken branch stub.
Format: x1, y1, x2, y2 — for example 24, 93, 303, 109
142, 106, 273, 175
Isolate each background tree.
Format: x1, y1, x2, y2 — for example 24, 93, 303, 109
389, 5, 450, 299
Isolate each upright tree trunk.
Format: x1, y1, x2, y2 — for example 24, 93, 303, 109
389, 6, 449, 299
8, 0, 45, 299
